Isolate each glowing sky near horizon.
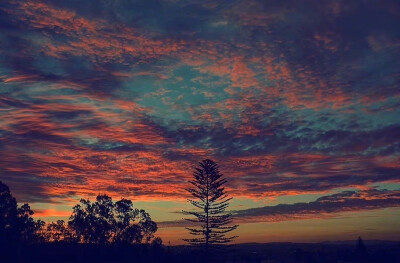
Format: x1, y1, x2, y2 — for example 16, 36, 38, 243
0, 0, 399, 244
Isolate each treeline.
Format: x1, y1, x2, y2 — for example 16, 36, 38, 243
0, 180, 164, 262
42, 195, 160, 245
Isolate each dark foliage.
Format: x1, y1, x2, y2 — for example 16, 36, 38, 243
182, 159, 238, 248
0, 180, 44, 261
68, 194, 158, 244
0, 181, 44, 244
0, 180, 160, 262
42, 220, 78, 243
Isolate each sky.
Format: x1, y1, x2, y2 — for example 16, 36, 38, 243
0, 0, 399, 245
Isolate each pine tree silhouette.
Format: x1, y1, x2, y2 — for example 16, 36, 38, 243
183, 159, 238, 248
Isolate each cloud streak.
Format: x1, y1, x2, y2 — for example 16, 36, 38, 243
233, 188, 400, 222
158, 188, 400, 227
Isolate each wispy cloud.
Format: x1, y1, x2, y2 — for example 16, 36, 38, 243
158, 188, 400, 227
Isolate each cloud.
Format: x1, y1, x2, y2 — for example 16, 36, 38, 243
233, 188, 400, 222
0, 0, 399, 213
158, 188, 400, 227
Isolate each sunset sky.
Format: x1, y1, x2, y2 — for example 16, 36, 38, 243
0, 0, 399, 244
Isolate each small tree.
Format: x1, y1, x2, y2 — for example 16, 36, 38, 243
183, 159, 238, 248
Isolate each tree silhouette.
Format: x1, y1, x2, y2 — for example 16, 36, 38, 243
17, 203, 45, 243
355, 236, 368, 262
43, 220, 77, 242
113, 198, 157, 244
183, 159, 238, 248
0, 181, 43, 248
68, 194, 158, 244
0, 180, 18, 249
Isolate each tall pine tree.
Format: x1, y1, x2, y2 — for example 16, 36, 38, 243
183, 159, 238, 248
